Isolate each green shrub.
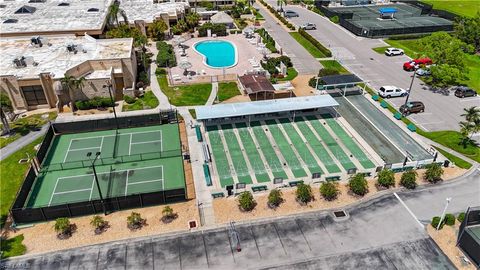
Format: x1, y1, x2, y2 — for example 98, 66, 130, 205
54, 217, 74, 239
389, 33, 431, 40
308, 77, 317, 88
0, 235, 26, 258
123, 95, 136, 104
444, 213, 456, 226
161, 206, 178, 223
297, 29, 332, 57
90, 215, 108, 234
424, 163, 444, 183
330, 15, 339, 24
198, 23, 227, 37
376, 169, 395, 188
238, 191, 256, 211
155, 68, 167, 75
267, 189, 283, 208
75, 97, 114, 110
156, 41, 176, 67
127, 212, 146, 230
320, 182, 339, 201
431, 216, 445, 230
400, 169, 418, 189
296, 183, 313, 204
138, 71, 150, 85
348, 173, 368, 196
457, 212, 466, 223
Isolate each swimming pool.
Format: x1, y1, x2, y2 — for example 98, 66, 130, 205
193, 40, 238, 69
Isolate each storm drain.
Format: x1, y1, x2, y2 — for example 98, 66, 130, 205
332, 210, 349, 221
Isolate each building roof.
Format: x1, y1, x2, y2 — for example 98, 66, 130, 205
320, 74, 363, 85
210, 11, 233, 24
239, 74, 275, 94
195, 95, 339, 120
0, 34, 133, 80
0, 0, 112, 36
118, 0, 189, 23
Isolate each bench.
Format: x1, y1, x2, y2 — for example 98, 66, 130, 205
203, 163, 212, 186
289, 180, 304, 187
212, 192, 225, 198
252, 185, 268, 192
380, 100, 389, 108
394, 112, 402, 120
372, 95, 380, 101
407, 123, 416, 132
325, 176, 341, 182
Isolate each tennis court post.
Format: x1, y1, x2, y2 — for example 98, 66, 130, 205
87, 152, 107, 215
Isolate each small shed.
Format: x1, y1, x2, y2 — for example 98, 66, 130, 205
210, 11, 235, 29
238, 74, 275, 101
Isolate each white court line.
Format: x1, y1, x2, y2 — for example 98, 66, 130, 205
394, 192, 424, 229
130, 139, 162, 145
48, 177, 61, 206
100, 136, 104, 152
125, 169, 130, 196
63, 139, 74, 163
127, 179, 163, 186
129, 133, 132, 155
68, 146, 102, 152
53, 188, 92, 195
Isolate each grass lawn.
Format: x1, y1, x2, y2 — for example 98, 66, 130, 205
217, 82, 241, 102
433, 146, 472, 169
373, 46, 389, 54
277, 67, 299, 81
0, 234, 26, 259
320, 60, 350, 74
0, 137, 43, 228
417, 130, 480, 163
384, 38, 480, 93
188, 109, 197, 119
421, 0, 480, 17
122, 91, 159, 111
157, 73, 212, 106
0, 112, 57, 148
290, 32, 327, 58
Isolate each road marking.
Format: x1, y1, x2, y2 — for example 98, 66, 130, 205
394, 192, 424, 229
459, 97, 480, 103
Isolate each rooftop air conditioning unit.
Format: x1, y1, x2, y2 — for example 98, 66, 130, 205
13, 57, 27, 68
66, 44, 78, 54
30, 36, 43, 47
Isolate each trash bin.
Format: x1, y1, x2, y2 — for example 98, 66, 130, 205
444, 160, 450, 167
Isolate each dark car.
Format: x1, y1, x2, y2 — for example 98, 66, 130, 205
400, 101, 425, 115
284, 10, 299, 18
454, 86, 477, 98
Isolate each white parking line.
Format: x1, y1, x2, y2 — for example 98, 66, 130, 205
459, 97, 480, 103
394, 192, 424, 229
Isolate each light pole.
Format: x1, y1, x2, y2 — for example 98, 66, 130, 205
103, 81, 119, 130
87, 152, 107, 215
402, 68, 417, 116
437, 197, 452, 230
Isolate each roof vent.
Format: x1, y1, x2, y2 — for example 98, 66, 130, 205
28, 0, 46, 3
31, 36, 44, 47
15, 5, 36, 14
0, 4, 6, 8
58, 2, 69, 6
66, 44, 78, 54
87, 8, 99, 12
13, 57, 27, 68
3, 19, 18, 23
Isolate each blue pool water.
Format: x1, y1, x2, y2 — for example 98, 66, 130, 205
194, 40, 236, 68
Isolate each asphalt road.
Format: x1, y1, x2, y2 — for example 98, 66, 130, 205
273, 3, 479, 132
1, 192, 460, 270
254, 3, 322, 75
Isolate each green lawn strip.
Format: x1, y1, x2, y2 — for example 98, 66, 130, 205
220, 124, 253, 184
122, 91, 159, 111
433, 146, 472, 169
188, 109, 196, 119
205, 125, 234, 187
0, 137, 43, 228
278, 118, 323, 175
421, 0, 480, 17
294, 117, 341, 173
289, 32, 326, 58
384, 39, 424, 58
277, 67, 298, 82
264, 120, 307, 178
157, 74, 211, 106
0, 234, 26, 259
464, 54, 480, 93
0, 112, 57, 148
250, 122, 288, 179
305, 115, 356, 170
320, 114, 376, 169
319, 60, 350, 74
372, 46, 389, 54
234, 123, 270, 182
217, 82, 241, 102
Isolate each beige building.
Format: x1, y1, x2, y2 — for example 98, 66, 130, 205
0, 34, 136, 112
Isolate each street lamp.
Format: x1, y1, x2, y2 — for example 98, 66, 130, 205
103, 81, 119, 130
87, 151, 107, 215
402, 67, 418, 116
437, 197, 452, 230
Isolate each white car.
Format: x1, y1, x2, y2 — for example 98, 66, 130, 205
384, 47, 404, 56
415, 68, 431, 76
378, 86, 408, 98
300, 23, 316, 30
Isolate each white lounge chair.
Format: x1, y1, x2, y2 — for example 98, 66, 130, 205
201, 69, 206, 75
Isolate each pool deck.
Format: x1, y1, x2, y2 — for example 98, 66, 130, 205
169, 34, 264, 83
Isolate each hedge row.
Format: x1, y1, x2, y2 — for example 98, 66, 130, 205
156, 41, 176, 68
298, 28, 332, 57
198, 23, 227, 37
258, 0, 296, 30
256, 28, 278, 53
75, 97, 114, 110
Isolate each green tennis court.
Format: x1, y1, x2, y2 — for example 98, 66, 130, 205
25, 124, 185, 207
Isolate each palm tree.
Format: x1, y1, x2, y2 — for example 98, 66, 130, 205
0, 92, 12, 135
277, 0, 287, 12
461, 106, 480, 124
60, 75, 85, 111
459, 121, 474, 147
186, 12, 201, 30
107, 1, 128, 28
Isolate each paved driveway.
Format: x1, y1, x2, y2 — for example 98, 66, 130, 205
1, 195, 454, 270
276, 3, 478, 131
255, 3, 322, 75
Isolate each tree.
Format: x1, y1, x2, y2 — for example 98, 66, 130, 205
426, 64, 466, 91
0, 92, 12, 135
454, 12, 480, 52
400, 169, 418, 189
461, 106, 480, 124
348, 173, 368, 196
376, 169, 395, 189
424, 163, 444, 183
420, 32, 469, 70
295, 183, 313, 204
127, 212, 146, 230
161, 206, 178, 223
186, 12, 201, 29
60, 75, 85, 111
90, 215, 108, 234
267, 189, 283, 208
238, 191, 256, 211
107, 1, 128, 28
54, 217, 74, 239
319, 181, 339, 201
459, 106, 480, 147
277, 0, 287, 12
147, 19, 168, 40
